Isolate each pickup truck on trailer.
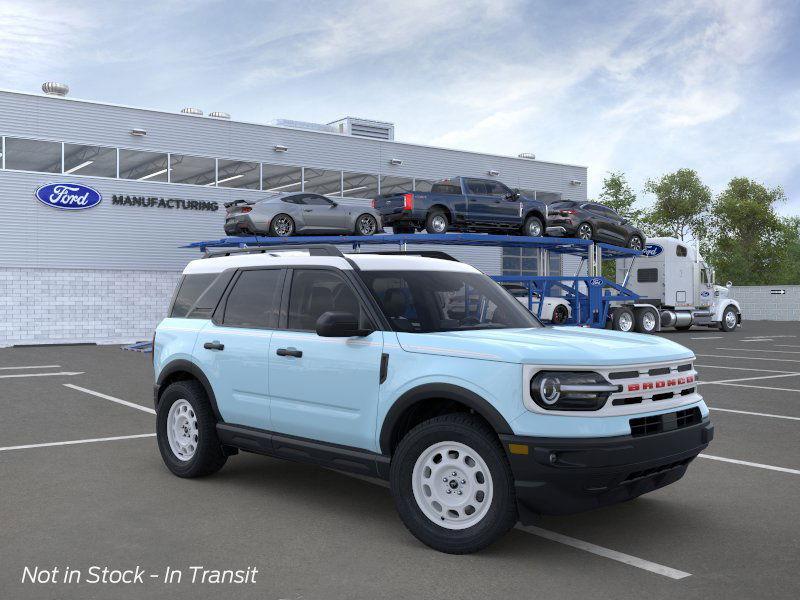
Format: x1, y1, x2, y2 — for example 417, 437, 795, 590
372, 177, 550, 237
153, 244, 713, 554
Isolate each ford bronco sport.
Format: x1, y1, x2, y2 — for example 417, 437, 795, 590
153, 245, 713, 554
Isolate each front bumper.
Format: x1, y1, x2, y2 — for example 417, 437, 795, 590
500, 418, 713, 520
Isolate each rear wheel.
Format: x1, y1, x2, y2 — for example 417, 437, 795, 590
576, 222, 593, 240
719, 306, 738, 332
355, 213, 378, 236
390, 414, 517, 554
156, 380, 227, 478
521, 215, 544, 237
634, 308, 657, 334
551, 304, 569, 324
269, 214, 295, 237
425, 210, 449, 234
612, 307, 635, 332
628, 235, 644, 251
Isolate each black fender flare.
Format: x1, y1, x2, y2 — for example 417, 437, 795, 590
379, 383, 513, 454
523, 209, 546, 225
155, 359, 223, 421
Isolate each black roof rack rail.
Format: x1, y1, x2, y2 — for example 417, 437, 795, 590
365, 250, 460, 262
204, 244, 345, 259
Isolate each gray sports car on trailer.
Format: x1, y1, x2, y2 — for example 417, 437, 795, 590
224, 192, 383, 237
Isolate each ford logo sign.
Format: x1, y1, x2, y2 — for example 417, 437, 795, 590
588, 277, 603, 287
700, 290, 710, 297
641, 243, 663, 257
35, 183, 102, 210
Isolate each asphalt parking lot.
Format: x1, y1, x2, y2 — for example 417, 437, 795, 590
1, 321, 799, 600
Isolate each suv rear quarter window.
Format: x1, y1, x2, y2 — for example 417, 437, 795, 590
171, 274, 217, 318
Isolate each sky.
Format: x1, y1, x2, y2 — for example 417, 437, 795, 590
1, 0, 799, 213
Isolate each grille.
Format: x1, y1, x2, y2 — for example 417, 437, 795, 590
629, 407, 702, 437
621, 458, 692, 484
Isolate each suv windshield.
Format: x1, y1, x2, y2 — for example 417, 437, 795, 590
359, 270, 542, 332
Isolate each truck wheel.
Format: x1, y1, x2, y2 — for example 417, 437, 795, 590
634, 308, 657, 334
269, 214, 295, 237
425, 210, 449, 234
551, 304, 568, 324
390, 414, 517, 554
521, 215, 544, 237
156, 380, 227, 478
719, 306, 738, 332
612, 307, 635, 332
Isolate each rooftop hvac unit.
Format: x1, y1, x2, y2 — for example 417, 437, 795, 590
328, 117, 395, 141
209, 111, 230, 119
181, 107, 204, 116
269, 119, 337, 134
42, 82, 69, 96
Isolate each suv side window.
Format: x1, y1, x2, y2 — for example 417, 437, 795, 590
287, 269, 368, 331
222, 269, 283, 329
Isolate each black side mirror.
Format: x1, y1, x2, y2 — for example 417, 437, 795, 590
315, 311, 372, 337
329, 201, 338, 208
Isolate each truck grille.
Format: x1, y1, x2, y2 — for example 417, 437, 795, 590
629, 407, 702, 437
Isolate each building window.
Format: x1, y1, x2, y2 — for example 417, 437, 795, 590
4, 138, 61, 173
262, 163, 302, 193
304, 168, 342, 196
217, 159, 260, 189
119, 149, 169, 182
379, 175, 413, 195
169, 154, 216, 186
342, 172, 378, 199
63, 144, 117, 177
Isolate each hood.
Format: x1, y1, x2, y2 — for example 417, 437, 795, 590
395, 326, 694, 366
714, 285, 730, 299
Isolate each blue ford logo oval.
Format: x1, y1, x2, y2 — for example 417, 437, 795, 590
588, 277, 603, 286
35, 183, 102, 210
642, 244, 663, 257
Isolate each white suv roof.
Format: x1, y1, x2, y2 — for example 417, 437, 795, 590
183, 250, 480, 275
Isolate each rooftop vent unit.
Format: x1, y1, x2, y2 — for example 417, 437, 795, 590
209, 111, 230, 119
328, 117, 394, 141
42, 82, 69, 97
269, 119, 337, 134
180, 107, 203, 116
518, 152, 536, 160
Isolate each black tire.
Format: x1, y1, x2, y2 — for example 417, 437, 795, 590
521, 215, 544, 237
425, 209, 449, 234
390, 414, 517, 554
719, 306, 738, 332
634, 308, 657, 334
354, 213, 378, 236
156, 380, 227, 478
392, 224, 416, 234
628, 235, 644, 251
551, 304, 569, 324
576, 222, 593, 240
612, 307, 635, 332
269, 214, 295, 237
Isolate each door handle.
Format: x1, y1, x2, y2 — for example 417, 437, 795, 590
203, 341, 224, 351
276, 347, 302, 358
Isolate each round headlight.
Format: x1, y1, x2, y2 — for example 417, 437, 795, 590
539, 376, 561, 404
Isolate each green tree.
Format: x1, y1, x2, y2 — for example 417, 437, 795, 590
598, 171, 643, 227
706, 177, 795, 285
642, 169, 711, 241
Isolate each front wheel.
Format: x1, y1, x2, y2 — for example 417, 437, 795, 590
156, 380, 227, 478
354, 213, 378, 236
390, 414, 517, 554
521, 215, 544, 237
719, 306, 738, 332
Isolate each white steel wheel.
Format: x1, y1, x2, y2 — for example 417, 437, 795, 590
411, 441, 494, 530
167, 399, 199, 461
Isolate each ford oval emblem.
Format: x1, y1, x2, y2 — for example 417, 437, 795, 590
641, 243, 663, 257
35, 183, 102, 210
588, 277, 603, 286
700, 290, 710, 297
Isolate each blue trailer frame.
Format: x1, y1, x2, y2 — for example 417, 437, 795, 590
186, 233, 641, 328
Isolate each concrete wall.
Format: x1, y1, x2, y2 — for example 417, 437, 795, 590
730, 286, 800, 322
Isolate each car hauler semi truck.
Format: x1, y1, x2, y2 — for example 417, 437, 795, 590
612, 237, 742, 333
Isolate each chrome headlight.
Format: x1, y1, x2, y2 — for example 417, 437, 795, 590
530, 371, 618, 411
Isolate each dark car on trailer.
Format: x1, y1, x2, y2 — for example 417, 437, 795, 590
546, 200, 646, 250
372, 176, 551, 237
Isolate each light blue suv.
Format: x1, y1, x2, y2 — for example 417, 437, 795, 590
153, 245, 713, 553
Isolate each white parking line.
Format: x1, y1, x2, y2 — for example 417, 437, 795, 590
517, 525, 691, 580
703, 381, 800, 393
690, 336, 723, 340
63, 384, 156, 414
0, 371, 84, 379
740, 339, 773, 342
775, 344, 800, 349
716, 347, 800, 354
699, 454, 800, 475
0, 433, 155, 453
694, 364, 798, 374
335, 471, 692, 579
0, 365, 61, 370
696, 354, 800, 364
708, 407, 800, 421
700, 373, 800, 385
